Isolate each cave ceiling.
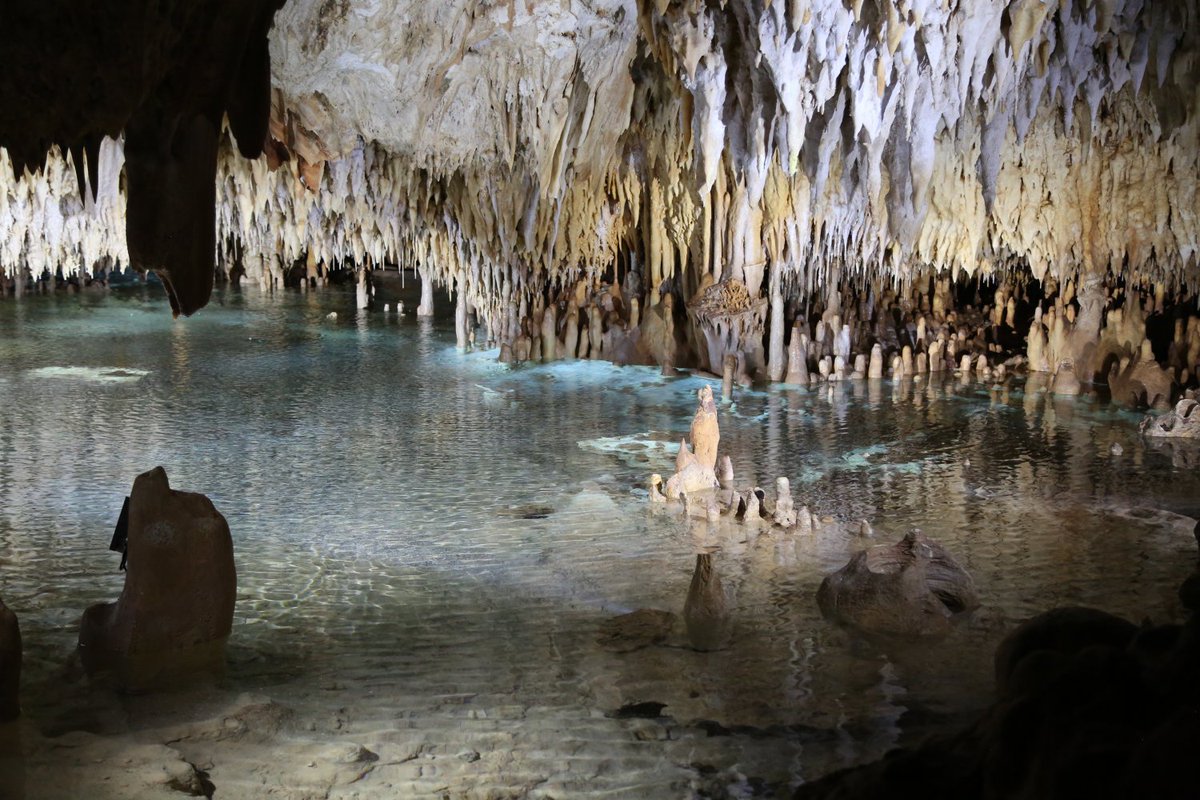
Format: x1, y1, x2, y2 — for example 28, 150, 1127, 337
1, 0, 1198, 315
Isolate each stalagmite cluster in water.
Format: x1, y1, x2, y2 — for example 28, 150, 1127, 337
2, 1, 1199, 385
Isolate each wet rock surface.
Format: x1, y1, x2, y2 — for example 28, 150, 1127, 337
816, 531, 980, 639
1141, 398, 1200, 439
78, 467, 236, 690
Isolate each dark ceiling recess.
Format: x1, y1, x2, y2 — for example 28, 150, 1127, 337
0, 0, 285, 316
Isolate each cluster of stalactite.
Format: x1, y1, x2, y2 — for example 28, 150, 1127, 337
1, 0, 1198, 393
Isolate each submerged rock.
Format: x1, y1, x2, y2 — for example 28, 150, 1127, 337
816, 530, 979, 638
597, 609, 676, 654
78, 466, 236, 690
683, 553, 730, 652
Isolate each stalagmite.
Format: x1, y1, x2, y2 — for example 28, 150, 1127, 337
540, 306, 557, 362
868, 344, 884, 380
416, 266, 435, 317
665, 386, 721, 500
576, 324, 590, 359
588, 306, 603, 359
454, 272, 468, 350
562, 307, 580, 361
722, 354, 737, 403
648, 474, 667, 503
767, 260, 785, 382
817, 530, 980, 638
717, 456, 734, 492
796, 505, 813, 535
929, 341, 944, 373
689, 384, 720, 470
834, 325, 851, 362
1110, 340, 1176, 409
773, 478, 796, 528
356, 270, 369, 310
785, 325, 810, 385
1, 0, 1199, 398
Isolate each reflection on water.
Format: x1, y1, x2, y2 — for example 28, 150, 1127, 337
0, 286, 1198, 796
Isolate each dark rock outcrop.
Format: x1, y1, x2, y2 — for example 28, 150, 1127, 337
79, 467, 236, 689
816, 530, 979, 639
0, 596, 19, 721
796, 605, 1200, 800
0, 1, 284, 316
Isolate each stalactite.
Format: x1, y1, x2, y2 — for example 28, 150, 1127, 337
1, 0, 1197, 386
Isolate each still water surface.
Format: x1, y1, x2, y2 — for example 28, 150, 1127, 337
0, 285, 1196, 796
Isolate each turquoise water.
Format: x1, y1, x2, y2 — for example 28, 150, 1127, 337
1, 285, 1197, 797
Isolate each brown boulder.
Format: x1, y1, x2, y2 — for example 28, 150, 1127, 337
79, 467, 236, 689
0, 596, 19, 720
816, 530, 979, 638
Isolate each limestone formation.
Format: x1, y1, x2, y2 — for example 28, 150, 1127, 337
716, 456, 734, 492
736, 488, 766, 523
784, 325, 810, 385
867, 344, 883, 380
689, 385, 719, 470
647, 473, 667, 503
1110, 340, 1177, 409
3, 2, 1199, 357
796, 505, 814, 535
1141, 399, 1200, 439
0, 596, 19, 721
687, 279, 768, 377
773, 478, 796, 528
662, 386, 723, 499
816, 530, 979, 639
78, 467, 236, 689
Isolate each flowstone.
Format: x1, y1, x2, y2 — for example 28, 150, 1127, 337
686, 279, 767, 377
